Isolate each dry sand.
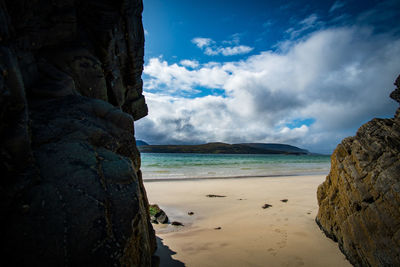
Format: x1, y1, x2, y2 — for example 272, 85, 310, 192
144, 175, 351, 267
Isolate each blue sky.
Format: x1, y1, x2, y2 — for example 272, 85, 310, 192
136, 0, 400, 154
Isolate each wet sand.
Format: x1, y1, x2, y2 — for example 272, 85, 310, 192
144, 175, 351, 267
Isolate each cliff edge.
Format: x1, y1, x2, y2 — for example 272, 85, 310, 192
316, 75, 400, 266
0, 0, 155, 266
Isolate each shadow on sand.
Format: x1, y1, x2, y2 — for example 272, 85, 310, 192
154, 236, 186, 267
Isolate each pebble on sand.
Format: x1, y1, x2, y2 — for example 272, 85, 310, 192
262, 204, 273, 209
171, 221, 184, 226
206, 194, 226, 198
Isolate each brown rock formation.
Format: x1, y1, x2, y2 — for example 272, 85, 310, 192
0, 0, 155, 266
316, 75, 400, 266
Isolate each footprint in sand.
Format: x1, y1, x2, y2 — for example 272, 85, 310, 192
282, 256, 305, 266
294, 256, 305, 266
274, 228, 288, 249
277, 240, 287, 248
267, 248, 278, 256
269, 227, 288, 255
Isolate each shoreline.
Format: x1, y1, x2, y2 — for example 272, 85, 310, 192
143, 172, 328, 182
145, 175, 350, 267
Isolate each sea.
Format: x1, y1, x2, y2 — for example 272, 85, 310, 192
140, 153, 331, 181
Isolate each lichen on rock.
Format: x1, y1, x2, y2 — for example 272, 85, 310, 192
316, 75, 400, 266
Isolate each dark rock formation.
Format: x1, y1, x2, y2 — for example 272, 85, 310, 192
171, 221, 184, 226
0, 0, 155, 266
316, 75, 400, 266
149, 204, 168, 224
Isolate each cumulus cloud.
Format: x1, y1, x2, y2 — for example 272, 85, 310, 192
192, 37, 213, 48
192, 36, 254, 56
179, 59, 199, 68
143, 57, 229, 93
138, 26, 400, 154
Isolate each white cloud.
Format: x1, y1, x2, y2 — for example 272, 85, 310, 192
143, 57, 229, 93
222, 33, 241, 45
192, 37, 213, 48
286, 14, 323, 39
179, 59, 199, 68
138, 26, 400, 154
192, 36, 254, 56
205, 45, 254, 56
301, 14, 319, 26
329, 1, 346, 13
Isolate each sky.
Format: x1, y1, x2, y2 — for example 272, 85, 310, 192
136, 0, 400, 154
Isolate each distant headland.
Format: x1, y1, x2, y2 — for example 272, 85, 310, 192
136, 140, 311, 155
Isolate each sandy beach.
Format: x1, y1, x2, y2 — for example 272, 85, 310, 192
144, 175, 351, 267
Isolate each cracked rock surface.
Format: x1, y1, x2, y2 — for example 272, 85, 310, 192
316, 75, 400, 267
0, 0, 155, 266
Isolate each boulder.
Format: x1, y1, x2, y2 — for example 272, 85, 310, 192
149, 204, 169, 224
316, 75, 400, 266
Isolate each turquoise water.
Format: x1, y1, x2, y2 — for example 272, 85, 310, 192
140, 153, 331, 180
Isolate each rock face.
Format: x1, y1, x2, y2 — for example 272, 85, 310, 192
0, 0, 156, 266
316, 76, 400, 266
